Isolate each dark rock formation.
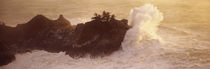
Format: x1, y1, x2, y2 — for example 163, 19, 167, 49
67, 12, 129, 56
0, 11, 129, 66
0, 42, 15, 66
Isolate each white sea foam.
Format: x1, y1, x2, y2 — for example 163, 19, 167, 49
1, 4, 169, 69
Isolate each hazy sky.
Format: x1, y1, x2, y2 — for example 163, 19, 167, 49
0, 0, 209, 26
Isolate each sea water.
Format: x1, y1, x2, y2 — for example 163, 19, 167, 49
0, 0, 210, 69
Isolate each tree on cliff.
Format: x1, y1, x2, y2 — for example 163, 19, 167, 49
92, 11, 116, 22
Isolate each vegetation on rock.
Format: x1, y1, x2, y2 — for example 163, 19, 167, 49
0, 11, 129, 66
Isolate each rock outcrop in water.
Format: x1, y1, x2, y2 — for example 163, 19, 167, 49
0, 11, 129, 66
0, 42, 15, 66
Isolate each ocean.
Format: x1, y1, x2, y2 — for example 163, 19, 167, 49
0, 0, 210, 69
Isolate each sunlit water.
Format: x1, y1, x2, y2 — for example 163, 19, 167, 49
0, 0, 210, 69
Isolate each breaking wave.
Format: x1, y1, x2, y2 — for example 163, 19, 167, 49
1, 4, 169, 69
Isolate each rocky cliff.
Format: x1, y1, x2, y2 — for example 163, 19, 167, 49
0, 11, 130, 66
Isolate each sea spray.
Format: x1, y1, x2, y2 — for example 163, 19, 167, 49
128, 4, 163, 42
1, 4, 170, 69
121, 4, 164, 57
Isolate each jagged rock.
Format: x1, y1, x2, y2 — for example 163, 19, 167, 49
0, 11, 130, 66
68, 12, 129, 56
56, 15, 72, 26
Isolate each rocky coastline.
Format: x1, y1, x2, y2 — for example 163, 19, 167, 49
0, 11, 130, 66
